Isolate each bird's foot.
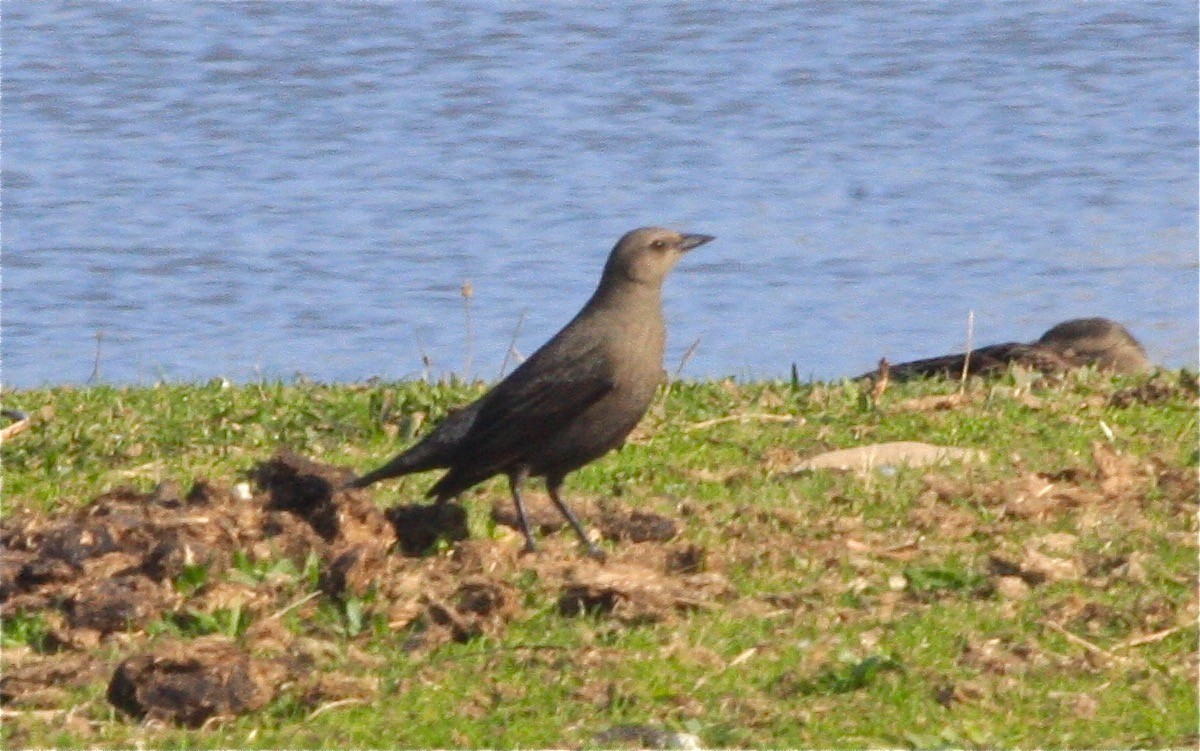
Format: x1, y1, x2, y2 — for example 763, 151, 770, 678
584, 543, 607, 562
519, 539, 539, 556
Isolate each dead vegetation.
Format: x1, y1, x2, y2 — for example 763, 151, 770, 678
1, 451, 733, 730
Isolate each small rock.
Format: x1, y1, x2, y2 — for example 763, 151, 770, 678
791, 441, 986, 473
1021, 549, 1082, 583
1071, 692, 1099, 718
663, 732, 703, 750
994, 575, 1031, 600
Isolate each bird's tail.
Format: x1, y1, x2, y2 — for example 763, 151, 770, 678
346, 402, 478, 490
344, 451, 425, 489
343, 433, 458, 490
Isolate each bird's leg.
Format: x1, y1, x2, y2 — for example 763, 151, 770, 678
547, 478, 605, 561
508, 467, 538, 554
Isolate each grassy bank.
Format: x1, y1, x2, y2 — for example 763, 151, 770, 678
2, 370, 1196, 748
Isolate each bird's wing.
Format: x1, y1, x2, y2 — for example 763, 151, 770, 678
453, 343, 616, 471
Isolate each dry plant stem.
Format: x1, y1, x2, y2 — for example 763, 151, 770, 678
1044, 619, 1120, 661
684, 413, 795, 431
1112, 624, 1190, 651
414, 332, 432, 382
673, 337, 702, 380
1, 414, 33, 442
266, 591, 321, 622
89, 330, 104, 383
461, 280, 474, 381
959, 309, 975, 394
1, 709, 72, 720
307, 698, 367, 720
498, 307, 528, 379
871, 358, 891, 401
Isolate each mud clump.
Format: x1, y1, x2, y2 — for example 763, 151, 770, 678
1, 450, 712, 729
0, 451, 407, 723
422, 578, 521, 644
599, 509, 678, 543
65, 575, 175, 633
253, 450, 400, 597
320, 544, 389, 597
921, 441, 1185, 523
665, 544, 708, 574
107, 636, 286, 727
1, 482, 251, 628
254, 450, 392, 547
298, 672, 379, 708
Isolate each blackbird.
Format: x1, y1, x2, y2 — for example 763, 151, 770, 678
348, 227, 714, 558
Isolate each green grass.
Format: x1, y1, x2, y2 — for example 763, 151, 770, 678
2, 369, 1196, 748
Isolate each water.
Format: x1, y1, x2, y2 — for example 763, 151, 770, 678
4, 1, 1196, 386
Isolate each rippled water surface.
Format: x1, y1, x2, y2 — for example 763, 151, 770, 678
5, 1, 1196, 385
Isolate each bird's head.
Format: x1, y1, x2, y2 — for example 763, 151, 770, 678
1036, 318, 1150, 373
601, 227, 715, 286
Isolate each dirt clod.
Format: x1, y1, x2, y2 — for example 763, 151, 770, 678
321, 543, 387, 597
1, 449, 713, 728
423, 579, 521, 644
107, 636, 285, 727
65, 575, 174, 633
665, 544, 707, 574
599, 510, 678, 543
254, 450, 388, 544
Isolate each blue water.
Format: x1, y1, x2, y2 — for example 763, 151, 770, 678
4, 1, 1197, 386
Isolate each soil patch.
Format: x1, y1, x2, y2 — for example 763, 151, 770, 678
1, 450, 715, 729
107, 635, 286, 727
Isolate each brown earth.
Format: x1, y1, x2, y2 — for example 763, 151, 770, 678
0, 450, 728, 728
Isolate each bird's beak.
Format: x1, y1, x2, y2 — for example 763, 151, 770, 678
678, 234, 715, 252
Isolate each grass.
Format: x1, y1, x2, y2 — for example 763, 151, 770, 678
1, 368, 1196, 748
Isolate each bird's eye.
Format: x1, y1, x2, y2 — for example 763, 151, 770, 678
650, 239, 667, 250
